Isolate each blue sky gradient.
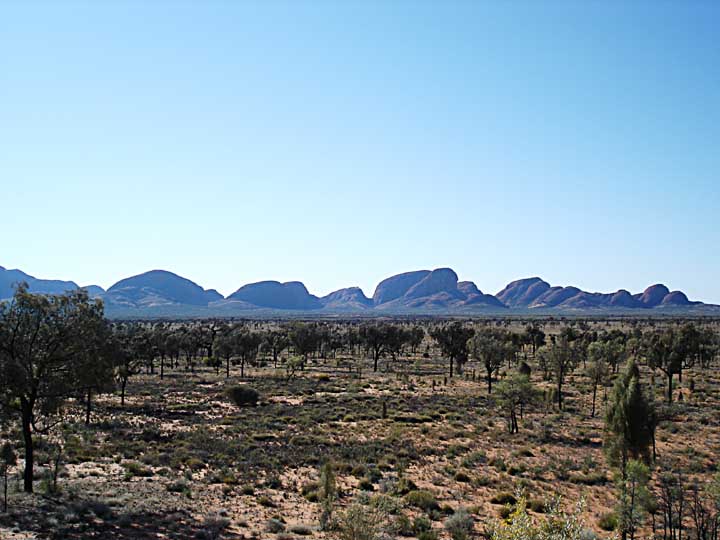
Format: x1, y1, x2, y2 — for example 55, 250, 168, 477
1, 1, 719, 301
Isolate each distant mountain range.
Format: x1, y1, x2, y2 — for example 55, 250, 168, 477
1, 264, 717, 318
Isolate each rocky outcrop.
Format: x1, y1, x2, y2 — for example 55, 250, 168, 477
227, 281, 321, 310
104, 270, 222, 308
320, 287, 373, 310
375, 268, 505, 310
372, 270, 431, 305
1, 263, 712, 315
609, 290, 641, 308
661, 291, 692, 306
529, 286, 582, 308
404, 268, 464, 301
495, 277, 551, 307
636, 284, 671, 307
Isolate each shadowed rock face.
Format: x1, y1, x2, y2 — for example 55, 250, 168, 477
637, 284, 671, 307
372, 270, 431, 305
609, 290, 641, 308
320, 287, 373, 310
105, 270, 223, 308
530, 286, 582, 308
459, 281, 507, 308
404, 268, 463, 300
661, 291, 691, 306
228, 280, 321, 310
374, 268, 506, 310
496, 277, 551, 307
458, 281, 481, 296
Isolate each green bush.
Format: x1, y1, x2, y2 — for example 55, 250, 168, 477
123, 461, 152, 478
394, 513, 413, 536
444, 507, 473, 540
394, 477, 418, 496
461, 451, 487, 468
570, 471, 607, 485
598, 512, 618, 531
413, 515, 432, 534
335, 503, 389, 540
166, 479, 191, 496
405, 490, 440, 513
370, 494, 401, 515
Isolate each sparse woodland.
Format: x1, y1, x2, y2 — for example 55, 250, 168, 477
1, 285, 719, 540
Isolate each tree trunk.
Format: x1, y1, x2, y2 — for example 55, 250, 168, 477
121, 379, 127, 407
486, 367, 492, 394
449, 358, 454, 378
240, 358, 245, 378
20, 400, 34, 493
667, 373, 674, 403
652, 430, 657, 462
226, 357, 230, 378
591, 382, 597, 418
85, 388, 92, 425
160, 356, 164, 380
557, 378, 563, 410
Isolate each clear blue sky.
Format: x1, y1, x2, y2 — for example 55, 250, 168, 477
2, 1, 719, 302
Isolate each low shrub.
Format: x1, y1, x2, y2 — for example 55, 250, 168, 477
490, 492, 516, 505
266, 518, 285, 533
123, 461, 152, 478
358, 478, 375, 491
257, 495, 275, 507
167, 479, 191, 496
413, 515, 432, 534
444, 507, 473, 540
225, 385, 260, 407
454, 471, 471, 483
405, 490, 440, 513
598, 512, 618, 531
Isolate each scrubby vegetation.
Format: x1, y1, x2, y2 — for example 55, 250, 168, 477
1, 286, 720, 539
